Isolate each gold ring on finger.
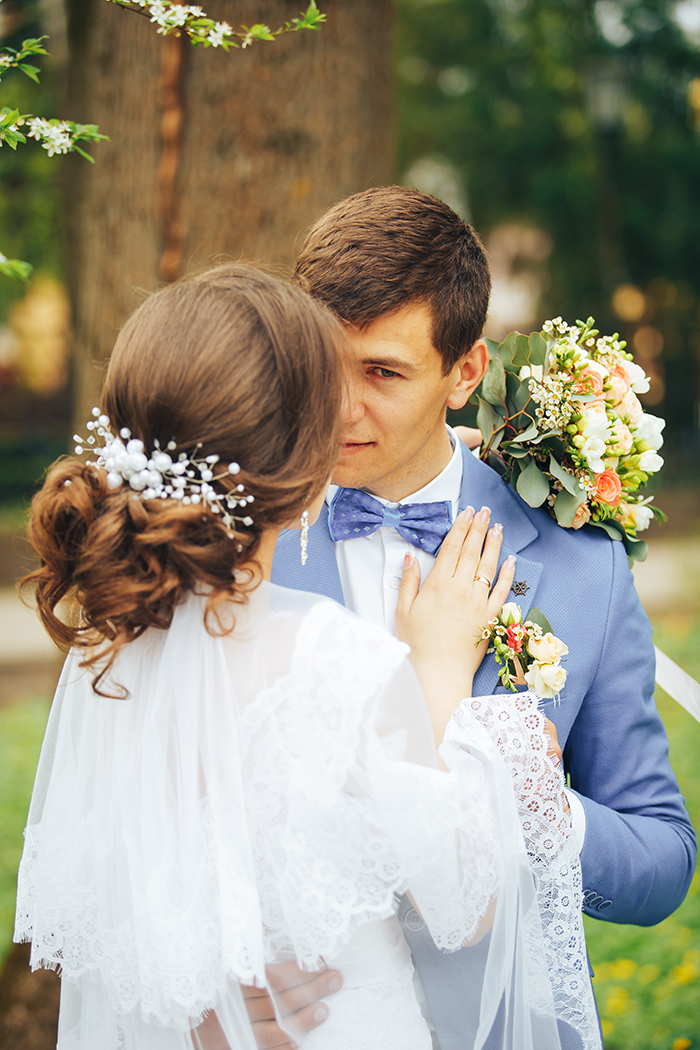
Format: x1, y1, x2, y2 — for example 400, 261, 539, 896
474, 575, 492, 588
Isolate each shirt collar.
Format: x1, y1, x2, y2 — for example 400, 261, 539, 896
326, 425, 463, 520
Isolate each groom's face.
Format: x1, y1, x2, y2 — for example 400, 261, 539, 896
333, 302, 488, 502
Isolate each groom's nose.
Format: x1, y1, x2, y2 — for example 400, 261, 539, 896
341, 380, 366, 425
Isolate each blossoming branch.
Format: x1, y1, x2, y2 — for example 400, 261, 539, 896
106, 0, 326, 50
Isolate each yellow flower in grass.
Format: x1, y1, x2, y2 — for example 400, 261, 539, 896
600, 1020, 614, 1040
604, 986, 632, 1016
637, 963, 660, 984
672, 1039, 692, 1050
669, 962, 698, 986
608, 958, 637, 980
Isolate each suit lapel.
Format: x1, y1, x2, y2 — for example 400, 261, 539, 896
271, 505, 346, 606
459, 444, 543, 695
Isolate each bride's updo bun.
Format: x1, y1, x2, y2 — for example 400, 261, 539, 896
25, 264, 344, 688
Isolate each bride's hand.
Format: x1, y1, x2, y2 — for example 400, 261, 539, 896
395, 506, 515, 748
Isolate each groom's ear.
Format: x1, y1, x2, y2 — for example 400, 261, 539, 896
446, 340, 489, 411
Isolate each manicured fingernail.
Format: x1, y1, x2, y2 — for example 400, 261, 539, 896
492, 522, 503, 536
476, 506, 491, 521
404, 552, 414, 569
506, 554, 516, 564
459, 505, 474, 521
314, 1004, 329, 1022
328, 976, 342, 992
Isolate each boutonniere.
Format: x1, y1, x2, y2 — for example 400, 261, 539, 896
481, 603, 568, 699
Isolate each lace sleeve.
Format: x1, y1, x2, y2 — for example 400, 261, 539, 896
442, 691, 598, 1050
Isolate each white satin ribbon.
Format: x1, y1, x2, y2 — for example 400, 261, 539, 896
655, 647, 700, 723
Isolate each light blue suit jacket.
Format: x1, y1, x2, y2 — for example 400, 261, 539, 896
272, 441, 696, 1048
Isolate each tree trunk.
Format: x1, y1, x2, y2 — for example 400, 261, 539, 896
66, 0, 394, 423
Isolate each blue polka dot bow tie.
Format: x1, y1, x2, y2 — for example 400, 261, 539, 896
328, 488, 453, 556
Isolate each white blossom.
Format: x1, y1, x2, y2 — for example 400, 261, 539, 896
635, 412, 665, 451
580, 435, 608, 474
619, 358, 651, 394
207, 20, 232, 46
638, 450, 664, 473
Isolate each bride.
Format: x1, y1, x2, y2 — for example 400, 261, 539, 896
14, 264, 599, 1050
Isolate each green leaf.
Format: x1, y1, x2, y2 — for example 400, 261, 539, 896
481, 356, 507, 404
72, 145, 95, 162
524, 607, 553, 634
19, 63, 40, 82
511, 334, 533, 368
553, 488, 584, 526
591, 519, 626, 542
476, 396, 505, 442
528, 331, 547, 366
0, 256, 33, 282
548, 455, 583, 496
513, 422, 540, 443
485, 449, 507, 475
625, 537, 648, 563
496, 331, 519, 369
500, 443, 531, 458
512, 376, 532, 413
516, 458, 550, 507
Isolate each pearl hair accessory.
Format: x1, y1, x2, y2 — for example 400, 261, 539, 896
73, 408, 255, 532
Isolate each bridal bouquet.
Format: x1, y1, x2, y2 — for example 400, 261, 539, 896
482, 603, 568, 699
474, 317, 666, 562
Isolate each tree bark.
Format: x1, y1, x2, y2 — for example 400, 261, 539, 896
66, 0, 394, 422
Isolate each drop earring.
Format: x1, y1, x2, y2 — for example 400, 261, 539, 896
300, 509, 309, 566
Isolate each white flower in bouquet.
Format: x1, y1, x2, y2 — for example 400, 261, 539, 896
636, 413, 666, 451
638, 450, 664, 473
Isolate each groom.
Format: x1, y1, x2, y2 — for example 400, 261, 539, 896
253, 187, 696, 1048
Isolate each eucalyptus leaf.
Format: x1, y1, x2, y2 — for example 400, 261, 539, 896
501, 443, 531, 458
625, 537, 648, 563
528, 332, 547, 365
512, 379, 532, 412
476, 396, 505, 441
496, 332, 519, 370
523, 607, 553, 634
516, 458, 550, 507
481, 356, 507, 404
548, 455, 583, 496
591, 519, 626, 542
514, 422, 540, 443
486, 449, 507, 475
512, 334, 532, 368
505, 370, 522, 402
553, 488, 584, 526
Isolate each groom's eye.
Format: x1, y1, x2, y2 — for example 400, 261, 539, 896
375, 367, 398, 379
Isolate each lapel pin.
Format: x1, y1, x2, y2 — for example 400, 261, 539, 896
513, 581, 530, 596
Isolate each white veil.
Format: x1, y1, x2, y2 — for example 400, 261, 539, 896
14, 583, 599, 1050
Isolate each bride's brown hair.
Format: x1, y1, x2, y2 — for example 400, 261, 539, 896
24, 264, 344, 690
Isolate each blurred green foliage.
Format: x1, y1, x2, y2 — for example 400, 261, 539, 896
397, 0, 700, 454
0, 53, 63, 322
0, 697, 50, 960
584, 608, 700, 1048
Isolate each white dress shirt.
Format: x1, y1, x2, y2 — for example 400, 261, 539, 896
326, 429, 464, 635
325, 425, 585, 853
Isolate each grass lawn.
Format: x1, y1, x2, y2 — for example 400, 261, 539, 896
584, 609, 700, 1050
0, 612, 698, 1047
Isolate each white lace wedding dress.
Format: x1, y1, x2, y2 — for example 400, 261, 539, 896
14, 583, 599, 1050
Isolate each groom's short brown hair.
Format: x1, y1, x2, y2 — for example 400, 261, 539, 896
293, 186, 491, 373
